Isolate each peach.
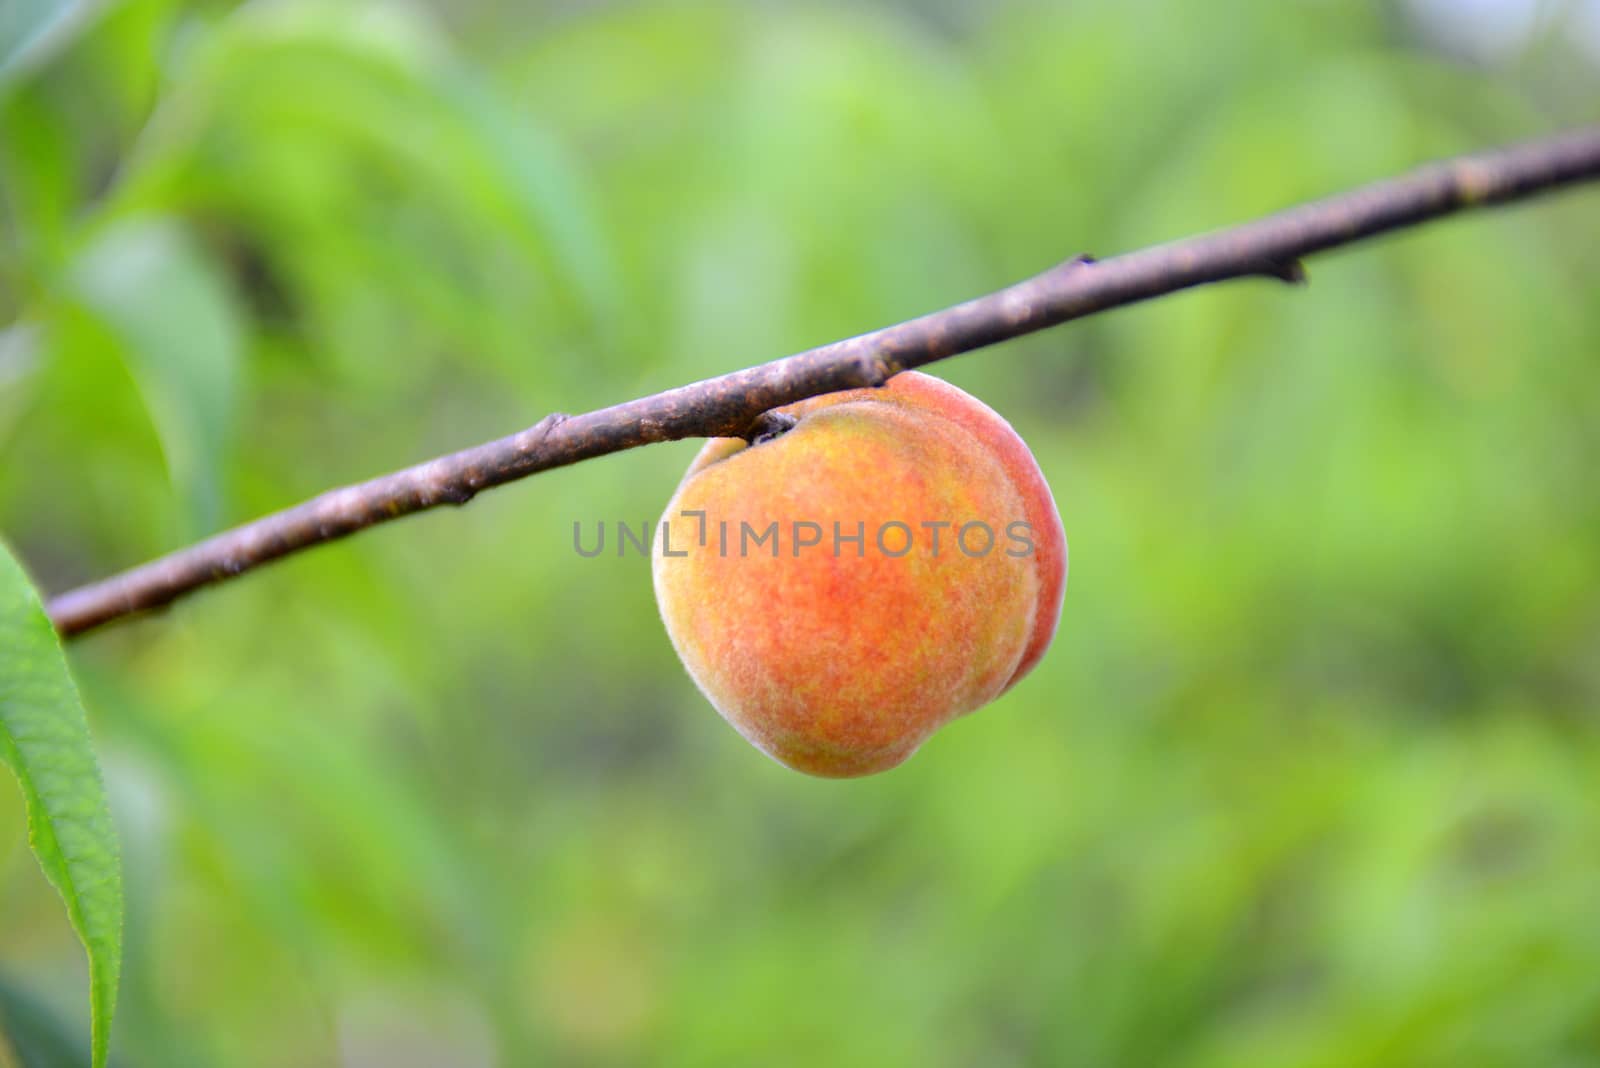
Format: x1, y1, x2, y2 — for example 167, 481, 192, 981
652, 371, 1066, 777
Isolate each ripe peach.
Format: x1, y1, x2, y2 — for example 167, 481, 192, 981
652, 371, 1066, 777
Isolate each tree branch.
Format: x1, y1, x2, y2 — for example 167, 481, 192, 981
46, 125, 1600, 638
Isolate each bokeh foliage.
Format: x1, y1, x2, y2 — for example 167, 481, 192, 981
3, 1, 1600, 1064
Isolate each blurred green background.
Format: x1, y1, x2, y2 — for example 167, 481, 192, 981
3, 1, 1600, 1064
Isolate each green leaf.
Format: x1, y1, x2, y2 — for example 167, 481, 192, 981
67, 217, 240, 535
0, 541, 122, 1068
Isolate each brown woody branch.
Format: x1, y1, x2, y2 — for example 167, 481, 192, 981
47, 126, 1600, 638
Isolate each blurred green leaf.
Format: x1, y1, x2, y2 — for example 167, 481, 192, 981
66, 217, 240, 534
0, 972, 90, 1068
0, 542, 121, 1068
100, 2, 613, 400
0, 0, 102, 89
